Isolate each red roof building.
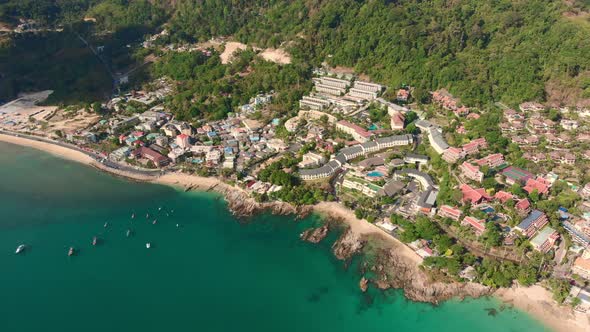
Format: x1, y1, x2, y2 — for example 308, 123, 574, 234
442, 147, 465, 163
438, 205, 463, 221
475, 153, 505, 168
462, 138, 487, 155
462, 216, 487, 235
132, 147, 169, 167
523, 177, 550, 196
432, 89, 459, 110
336, 120, 373, 142
454, 106, 470, 117
390, 111, 405, 130
460, 161, 484, 183
176, 133, 191, 149
396, 89, 410, 102
460, 184, 492, 205
515, 198, 531, 212
494, 191, 514, 203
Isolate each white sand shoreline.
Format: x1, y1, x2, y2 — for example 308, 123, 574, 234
1, 133, 587, 331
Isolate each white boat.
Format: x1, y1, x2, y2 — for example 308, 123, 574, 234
126, 229, 131, 237
152, 219, 157, 225
145, 243, 151, 249
104, 222, 108, 228
131, 213, 135, 219
15, 244, 26, 254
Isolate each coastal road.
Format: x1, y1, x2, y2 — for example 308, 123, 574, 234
0, 130, 163, 177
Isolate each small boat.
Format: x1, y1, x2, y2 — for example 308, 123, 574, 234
131, 213, 135, 219
152, 219, 157, 225
104, 222, 108, 228
68, 247, 75, 256
176, 224, 179, 228
92, 236, 98, 246
145, 243, 151, 249
146, 213, 149, 219
15, 244, 26, 254
158, 207, 162, 211
126, 229, 132, 237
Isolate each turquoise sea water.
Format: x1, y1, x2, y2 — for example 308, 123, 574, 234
0, 142, 550, 332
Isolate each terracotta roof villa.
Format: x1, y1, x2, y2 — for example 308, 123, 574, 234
462, 216, 487, 235
132, 147, 169, 167
515, 198, 531, 211
460, 183, 491, 204
494, 190, 514, 203
438, 205, 463, 221
523, 177, 550, 195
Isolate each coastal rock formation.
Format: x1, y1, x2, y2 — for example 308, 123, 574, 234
300, 225, 329, 243
223, 189, 311, 219
371, 247, 491, 304
359, 277, 368, 292
221, 186, 487, 304
332, 228, 364, 260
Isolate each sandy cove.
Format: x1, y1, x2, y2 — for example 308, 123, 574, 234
313, 201, 423, 265
496, 285, 589, 332
1, 133, 587, 331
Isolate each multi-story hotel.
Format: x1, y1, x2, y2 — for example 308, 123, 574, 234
336, 120, 373, 142
460, 161, 484, 183
352, 80, 383, 93
348, 88, 378, 100
320, 76, 350, 89
530, 227, 560, 253
515, 210, 549, 238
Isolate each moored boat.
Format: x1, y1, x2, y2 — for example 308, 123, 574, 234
145, 243, 151, 249
126, 229, 132, 237
152, 219, 157, 225
15, 244, 26, 254
68, 247, 75, 256
104, 222, 108, 228
92, 236, 98, 246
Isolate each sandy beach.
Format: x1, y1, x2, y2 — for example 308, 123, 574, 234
496, 285, 589, 332
313, 201, 423, 265
1, 132, 588, 332
0, 133, 96, 165
154, 172, 246, 195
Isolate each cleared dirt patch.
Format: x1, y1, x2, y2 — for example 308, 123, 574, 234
259, 48, 291, 64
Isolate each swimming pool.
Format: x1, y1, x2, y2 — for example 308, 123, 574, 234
481, 206, 495, 213
367, 171, 385, 177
